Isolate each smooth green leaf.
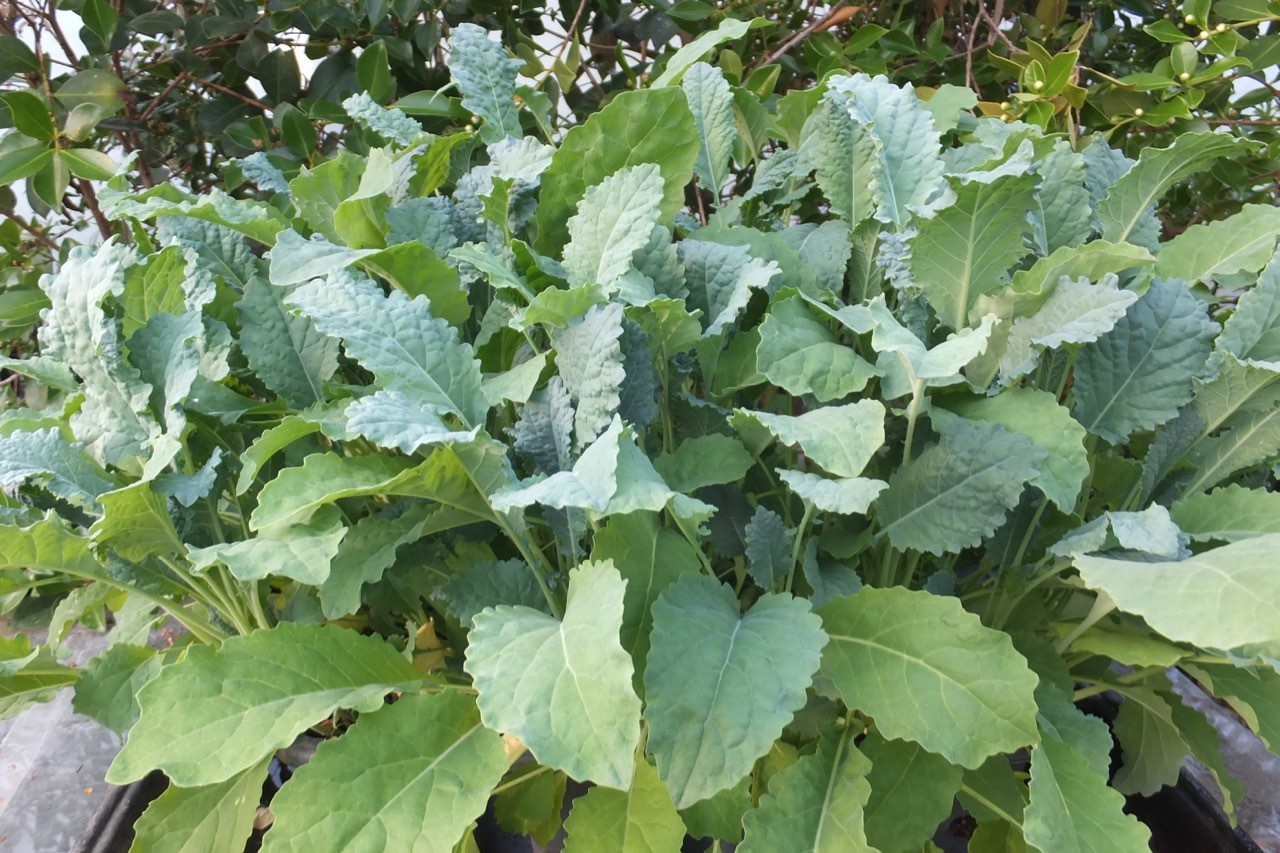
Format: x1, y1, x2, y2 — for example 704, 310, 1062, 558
360, 243, 470, 329
644, 575, 827, 807
188, 507, 347, 585
90, 483, 182, 561
1009, 240, 1154, 296
465, 561, 642, 788
0, 514, 110, 580
757, 295, 878, 400
1073, 535, 1280, 649
652, 17, 755, 87
818, 586, 1040, 768
234, 416, 322, 495
0, 143, 52, 186
1219, 249, 1280, 364
72, 643, 160, 736
591, 512, 699, 689
108, 624, 422, 785
0, 36, 39, 77
1097, 133, 1257, 246
2, 90, 55, 140
653, 434, 752, 492
1182, 406, 1280, 496
1155, 204, 1280, 284
61, 148, 116, 181
561, 760, 687, 853
862, 733, 963, 853
1169, 485, 1280, 542
1023, 735, 1152, 853
250, 453, 415, 530
0, 639, 78, 720
536, 89, 697, 253
910, 174, 1037, 330
1185, 664, 1280, 753
130, 758, 269, 853
679, 779, 751, 843
1110, 685, 1187, 796
739, 731, 875, 853
732, 401, 885, 479
494, 766, 566, 845
876, 418, 1045, 556
263, 693, 508, 853
1074, 278, 1216, 443
355, 39, 394, 103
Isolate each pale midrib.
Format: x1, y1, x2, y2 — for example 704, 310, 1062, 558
1104, 153, 1187, 244
332, 723, 483, 849
812, 731, 851, 849
1184, 408, 1280, 495
826, 631, 1012, 724
1176, 229, 1278, 281
1082, 298, 1185, 435
332, 312, 470, 429
884, 449, 1018, 537
558, 623, 629, 786
680, 619, 744, 804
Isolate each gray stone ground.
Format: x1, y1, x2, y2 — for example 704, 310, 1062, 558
0, 627, 1276, 852
0, 627, 118, 853
1172, 670, 1280, 852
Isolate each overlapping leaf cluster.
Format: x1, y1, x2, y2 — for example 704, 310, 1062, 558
2, 27, 1280, 852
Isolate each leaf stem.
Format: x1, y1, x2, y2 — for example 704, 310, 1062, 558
785, 502, 816, 593
900, 377, 925, 467
992, 559, 1072, 629
494, 514, 563, 619
1054, 593, 1116, 655
161, 556, 253, 635
247, 581, 272, 630
1009, 498, 1048, 572
960, 784, 1022, 829
878, 540, 897, 588
899, 550, 922, 588
490, 764, 553, 797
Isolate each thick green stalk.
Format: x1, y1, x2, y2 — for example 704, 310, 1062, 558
494, 514, 563, 619
785, 502, 816, 592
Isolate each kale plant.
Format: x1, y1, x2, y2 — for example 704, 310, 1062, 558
1, 26, 1279, 852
